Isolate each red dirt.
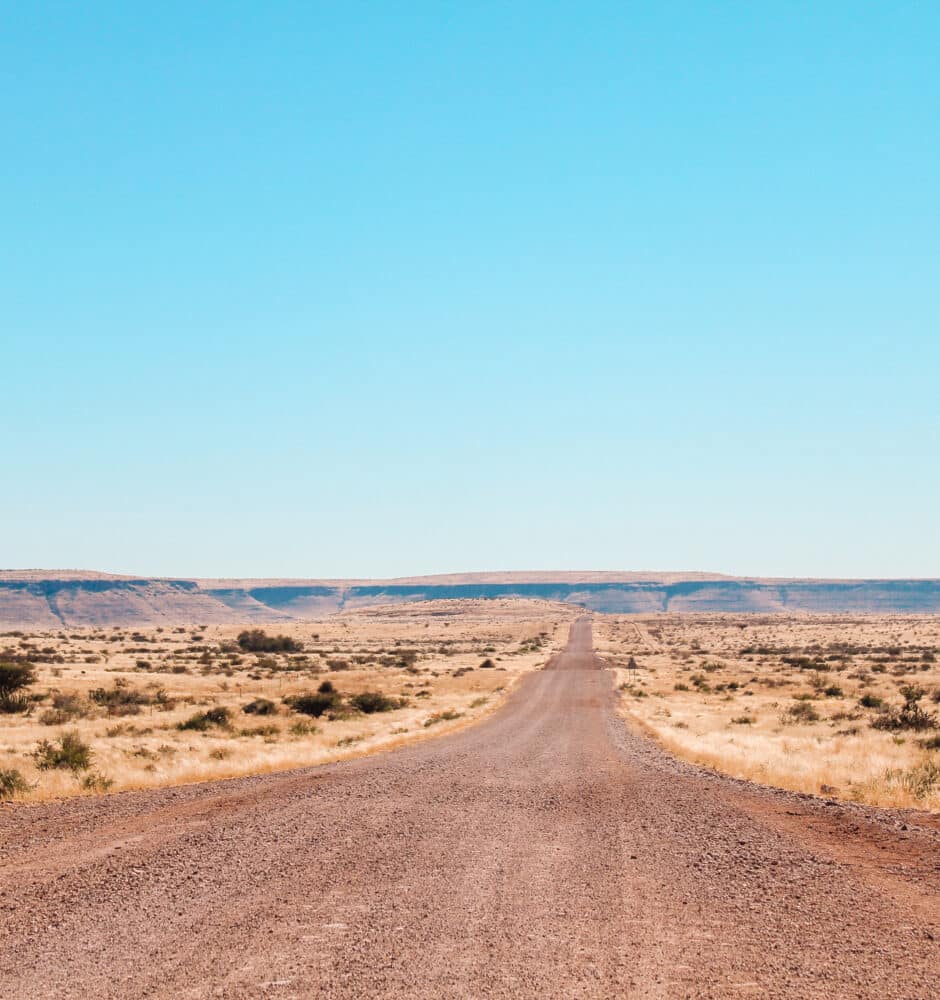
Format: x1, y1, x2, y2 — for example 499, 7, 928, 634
1, 619, 937, 998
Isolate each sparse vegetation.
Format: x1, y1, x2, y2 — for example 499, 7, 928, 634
0, 606, 565, 800
32, 730, 93, 772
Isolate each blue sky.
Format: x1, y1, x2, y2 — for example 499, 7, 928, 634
2, 2, 938, 579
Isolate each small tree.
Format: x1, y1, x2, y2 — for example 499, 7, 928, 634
0, 662, 36, 713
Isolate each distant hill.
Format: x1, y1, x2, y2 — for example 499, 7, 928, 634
1, 570, 940, 627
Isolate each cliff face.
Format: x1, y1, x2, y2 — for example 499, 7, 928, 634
2, 572, 940, 627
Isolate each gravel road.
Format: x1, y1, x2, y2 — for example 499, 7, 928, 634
1, 618, 938, 998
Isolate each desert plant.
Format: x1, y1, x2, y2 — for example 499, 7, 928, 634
881, 757, 940, 800
0, 661, 36, 713
289, 720, 319, 736
177, 706, 232, 731
242, 698, 277, 715
872, 686, 937, 732
236, 630, 301, 653
80, 771, 114, 793
89, 680, 150, 716
424, 709, 462, 727
859, 693, 884, 709
782, 701, 820, 724
349, 690, 399, 714
32, 730, 93, 772
286, 691, 340, 718
0, 768, 29, 799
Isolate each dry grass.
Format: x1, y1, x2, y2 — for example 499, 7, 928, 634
595, 614, 940, 811
0, 599, 575, 801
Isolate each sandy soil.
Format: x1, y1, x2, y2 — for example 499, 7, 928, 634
0, 619, 936, 998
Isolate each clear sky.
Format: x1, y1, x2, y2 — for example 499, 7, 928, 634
2, 2, 938, 579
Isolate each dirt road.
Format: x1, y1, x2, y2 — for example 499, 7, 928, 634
1, 619, 938, 998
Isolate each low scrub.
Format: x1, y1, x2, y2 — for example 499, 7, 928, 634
424, 709, 462, 728
242, 698, 277, 715
0, 767, 29, 799
782, 701, 820, 724
177, 706, 232, 731
871, 686, 937, 732
349, 690, 402, 714
32, 730, 93, 772
286, 692, 340, 718
881, 758, 940, 801
0, 661, 36, 713
237, 630, 302, 654
89, 681, 150, 716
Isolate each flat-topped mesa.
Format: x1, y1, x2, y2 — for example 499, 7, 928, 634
2, 571, 940, 627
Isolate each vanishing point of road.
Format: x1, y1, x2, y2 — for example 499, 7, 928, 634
1, 619, 938, 998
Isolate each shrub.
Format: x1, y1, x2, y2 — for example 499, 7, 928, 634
286, 691, 341, 718
89, 681, 150, 716
424, 709, 462, 727
80, 771, 114, 793
289, 720, 319, 737
0, 662, 36, 713
32, 730, 93, 772
872, 686, 937, 732
479, 659, 495, 669
317, 680, 335, 694
0, 768, 29, 799
237, 630, 301, 653
881, 758, 940, 800
40, 692, 90, 725
238, 724, 279, 738
731, 715, 755, 725
349, 690, 399, 714
242, 698, 277, 716
859, 693, 884, 709
782, 701, 819, 724
177, 706, 232, 731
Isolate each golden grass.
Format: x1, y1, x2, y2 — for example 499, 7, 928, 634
595, 613, 940, 811
1, 600, 575, 801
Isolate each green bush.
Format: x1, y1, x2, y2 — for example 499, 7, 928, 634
89, 681, 150, 715
177, 706, 232, 731
81, 771, 114, 793
782, 701, 820, 724
349, 690, 399, 714
237, 630, 302, 653
872, 686, 937, 732
0, 662, 36, 713
32, 730, 93, 772
242, 698, 277, 715
859, 693, 884, 709
286, 691, 340, 718
0, 768, 29, 799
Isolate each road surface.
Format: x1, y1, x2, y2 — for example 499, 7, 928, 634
1, 619, 938, 998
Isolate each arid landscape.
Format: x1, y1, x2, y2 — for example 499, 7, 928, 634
1, 614, 938, 998
595, 614, 940, 810
0, 600, 574, 801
